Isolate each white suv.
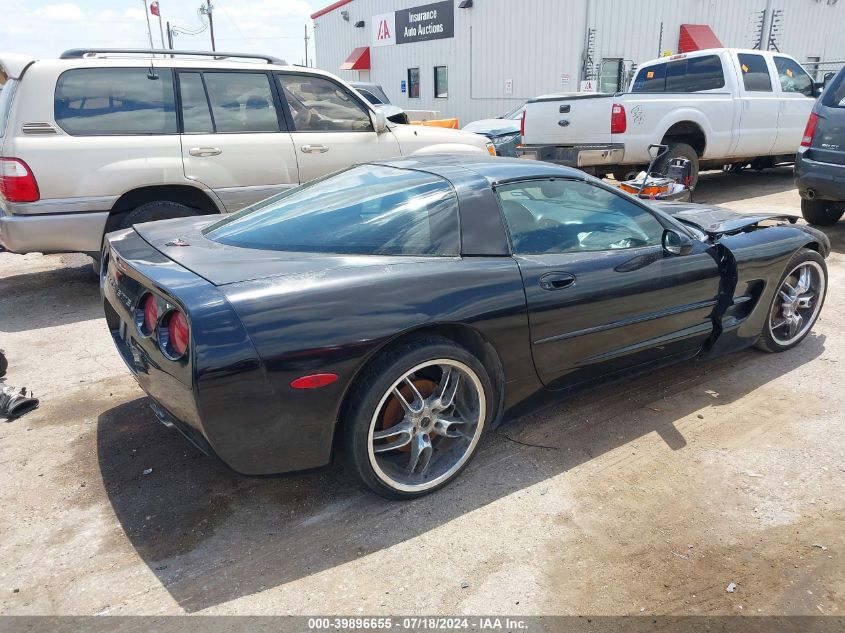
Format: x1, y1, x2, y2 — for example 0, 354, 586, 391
0, 49, 493, 260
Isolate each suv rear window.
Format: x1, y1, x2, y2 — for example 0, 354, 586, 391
204, 165, 460, 255
822, 67, 845, 108
631, 55, 724, 93
54, 68, 177, 135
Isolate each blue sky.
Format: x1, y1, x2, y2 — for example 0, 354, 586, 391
2, 0, 320, 65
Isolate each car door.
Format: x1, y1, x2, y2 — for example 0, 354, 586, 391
732, 52, 780, 156
496, 179, 721, 389
178, 70, 300, 211
276, 73, 401, 183
771, 56, 816, 154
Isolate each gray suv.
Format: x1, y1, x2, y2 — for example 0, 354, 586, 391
795, 65, 845, 225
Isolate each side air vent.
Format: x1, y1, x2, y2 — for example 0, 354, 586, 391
22, 122, 59, 135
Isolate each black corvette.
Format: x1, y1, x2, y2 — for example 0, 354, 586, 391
101, 156, 830, 499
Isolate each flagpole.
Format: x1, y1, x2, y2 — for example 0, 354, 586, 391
157, 11, 166, 48
142, 0, 155, 49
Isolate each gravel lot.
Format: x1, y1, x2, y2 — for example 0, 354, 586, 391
0, 166, 842, 615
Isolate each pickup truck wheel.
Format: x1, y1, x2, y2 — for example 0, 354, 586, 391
801, 199, 843, 226
655, 143, 699, 188
116, 201, 198, 231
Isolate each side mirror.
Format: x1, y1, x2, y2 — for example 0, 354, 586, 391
371, 108, 387, 133
662, 228, 694, 256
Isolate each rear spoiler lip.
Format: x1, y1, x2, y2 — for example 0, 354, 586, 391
0, 53, 36, 80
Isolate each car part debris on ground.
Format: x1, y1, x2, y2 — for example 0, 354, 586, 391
0, 384, 39, 420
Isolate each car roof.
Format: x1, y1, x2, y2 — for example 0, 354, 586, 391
368, 154, 588, 185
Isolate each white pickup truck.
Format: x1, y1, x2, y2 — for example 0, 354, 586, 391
518, 48, 820, 186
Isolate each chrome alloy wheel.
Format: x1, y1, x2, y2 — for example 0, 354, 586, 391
367, 359, 486, 493
768, 260, 826, 346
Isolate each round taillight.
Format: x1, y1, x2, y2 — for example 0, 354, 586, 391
143, 294, 158, 333
135, 293, 158, 337
162, 310, 189, 359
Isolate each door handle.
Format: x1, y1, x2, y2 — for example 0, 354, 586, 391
189, 147, 222, 157
539, 272, 576, 291
301, 144, 329, 153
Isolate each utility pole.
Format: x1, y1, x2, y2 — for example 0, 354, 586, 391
304, 24, 310, 66
199, 0, 216, 51
166, 21, 173, 49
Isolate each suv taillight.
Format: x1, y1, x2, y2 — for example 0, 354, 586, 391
0, 158, 40, 203
520, 108, 526, 139
611, 104, 626, 134
801, 112, 819, 148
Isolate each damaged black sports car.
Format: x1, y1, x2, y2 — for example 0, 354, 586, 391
101, 156, 830, 499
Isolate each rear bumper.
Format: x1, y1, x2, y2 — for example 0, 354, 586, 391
517, 143, 624, 167
0, 209, 108, 254
794, 150, 845, 202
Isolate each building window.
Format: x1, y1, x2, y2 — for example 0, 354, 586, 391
434, 66, 448, 98
408, 68, 420, 98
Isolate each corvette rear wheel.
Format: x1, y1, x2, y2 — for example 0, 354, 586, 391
756, 249, 827, 353
344, 337, 492, 499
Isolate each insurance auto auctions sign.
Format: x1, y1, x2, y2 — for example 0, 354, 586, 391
372, 0, 454, 46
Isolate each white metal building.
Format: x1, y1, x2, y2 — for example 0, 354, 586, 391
311, 0, 845, 125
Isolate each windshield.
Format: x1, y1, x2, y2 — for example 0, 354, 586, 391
204, 165, 460, 255
502, 103, 525, 119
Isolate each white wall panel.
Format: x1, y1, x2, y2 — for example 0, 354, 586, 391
313, 0, 845, 126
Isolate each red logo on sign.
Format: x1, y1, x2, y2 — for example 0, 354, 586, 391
377, 19, 391, 40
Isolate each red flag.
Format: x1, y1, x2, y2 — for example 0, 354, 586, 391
150, 1, 160, 16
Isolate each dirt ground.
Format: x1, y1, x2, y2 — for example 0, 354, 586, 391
0, 166, 842, 616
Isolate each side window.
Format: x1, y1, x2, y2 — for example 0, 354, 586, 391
773, 57, 814, 97
178, 72, 213, 134
496, 180, 665, 255
277, 74, 373, 132
54, 68, 176, 135
201, 72, 280, 133
631, 64, 666, 93
822, 68, 845, 108
686, 55, 725, 91
737, 54, 773, 92
408, 68, 420, 98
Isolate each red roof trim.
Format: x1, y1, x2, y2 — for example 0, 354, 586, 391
340, 46, 370, 70
311, 0, 354, 19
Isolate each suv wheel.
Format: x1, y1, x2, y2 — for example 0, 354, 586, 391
801, 199, 844, 226
116, 201, 198, 231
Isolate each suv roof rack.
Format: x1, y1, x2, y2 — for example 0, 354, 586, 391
59, 48, 286, 65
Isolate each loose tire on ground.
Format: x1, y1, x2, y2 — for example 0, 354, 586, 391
755, 248, 827, 353
654, 142, 700, 189
343, 335, 495, 499
800, 198, 844, 226
116, 201, 198, 231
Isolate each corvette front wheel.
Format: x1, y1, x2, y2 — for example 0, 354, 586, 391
756, 249, 827, 353
344, 336, 493, 499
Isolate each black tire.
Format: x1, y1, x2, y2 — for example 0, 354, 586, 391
0, 351, 7, 378
116, 201, 198, 231
801, 199, 844, 226
654, 142, 699, 188
755, 248, 827, 353
343, 335, 495, 500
